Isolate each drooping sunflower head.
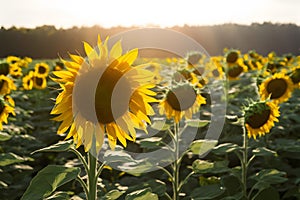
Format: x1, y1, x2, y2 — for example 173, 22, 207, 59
0, 95, 15, 130
51, 36, 157, 151
159, 82, 206, 123
0, 75, 16, 95
0, 63, 10, 76
34, 62, 50, 77
259, 73, 294, 104
244, 101, 280, 139
22, 71, 34, 90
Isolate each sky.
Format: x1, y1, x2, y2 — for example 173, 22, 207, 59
0, 0, 299, 28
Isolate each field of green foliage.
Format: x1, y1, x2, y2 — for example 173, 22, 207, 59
0, 48, 299, 200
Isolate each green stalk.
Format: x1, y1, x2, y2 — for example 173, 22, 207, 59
241, 124, 248, 199
173, 122, 180, 200
87, 152, 97, 200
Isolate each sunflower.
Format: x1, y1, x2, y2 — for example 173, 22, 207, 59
0, 95, 15, 130
226, 63, 248, 80
173, 69, 200, 85
244, 101, 280, 139
224, 49, 247, 80
0, 75, 16, 95
159, 83, 206, 123
259, 73, 294, 104
6, 56, 21, 64
34, 62, 50, 77
9, 64, 23, 78
290, 66, 300, 88
51, 36, 157, 151
22, 71, 34, 90
33, 75, 47, 89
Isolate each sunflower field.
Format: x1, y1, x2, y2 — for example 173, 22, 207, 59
0, 37, 299, 200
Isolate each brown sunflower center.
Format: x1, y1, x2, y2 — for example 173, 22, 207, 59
166, 85, 197, 111
291, 69, 300, 84
226, 51, 238, 63
266, 78, 287, 99
35, 77, 43, 86
228, 65, 243, 78
246, 109, 271, 129
38, 66, 47, 74
95, 67, 131, 124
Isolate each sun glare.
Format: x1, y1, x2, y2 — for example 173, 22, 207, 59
0, 0, 299, 28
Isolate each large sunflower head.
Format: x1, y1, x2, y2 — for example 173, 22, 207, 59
244, 101, 280, 139
51, 36, 157, 151
0, 75, 16, 95
0, 95, 15, 130
259, 73, 294, 104
34, 62, 50, 77
159, 82, 206, 123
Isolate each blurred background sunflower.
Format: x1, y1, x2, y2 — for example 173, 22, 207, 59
259, 72, 294, 104
159, 82, 206, 123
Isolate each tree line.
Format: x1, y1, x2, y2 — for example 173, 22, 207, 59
0, 22, 299, 59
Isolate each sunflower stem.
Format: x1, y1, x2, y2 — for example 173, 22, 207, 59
241, 123, 249, 199
87, 151, 97, 200
69, 148, 89, 174
173, 122, 180, 200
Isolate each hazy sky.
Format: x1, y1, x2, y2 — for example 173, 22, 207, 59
1, 0, 299, 28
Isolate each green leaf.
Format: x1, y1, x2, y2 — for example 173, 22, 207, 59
139, 137, 162, 149
192, 160, 230, 174
150, 120, 170, 131
125, 188, 158, 200
104, 189, 124, 200
32, 140, 73, 154
190, 140, 218, 155
253, 187, 280, 200
252, 147, 277, 157
45, 191, 71, 200
190, 184, 225, 199
250, 169, 288, 185
186, 119, 210, 128
0, 132, 12, 141
212, 143, 241, 155
221, 175, 242, 196
21, 165, 80, 200
0, 153, 25, 166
